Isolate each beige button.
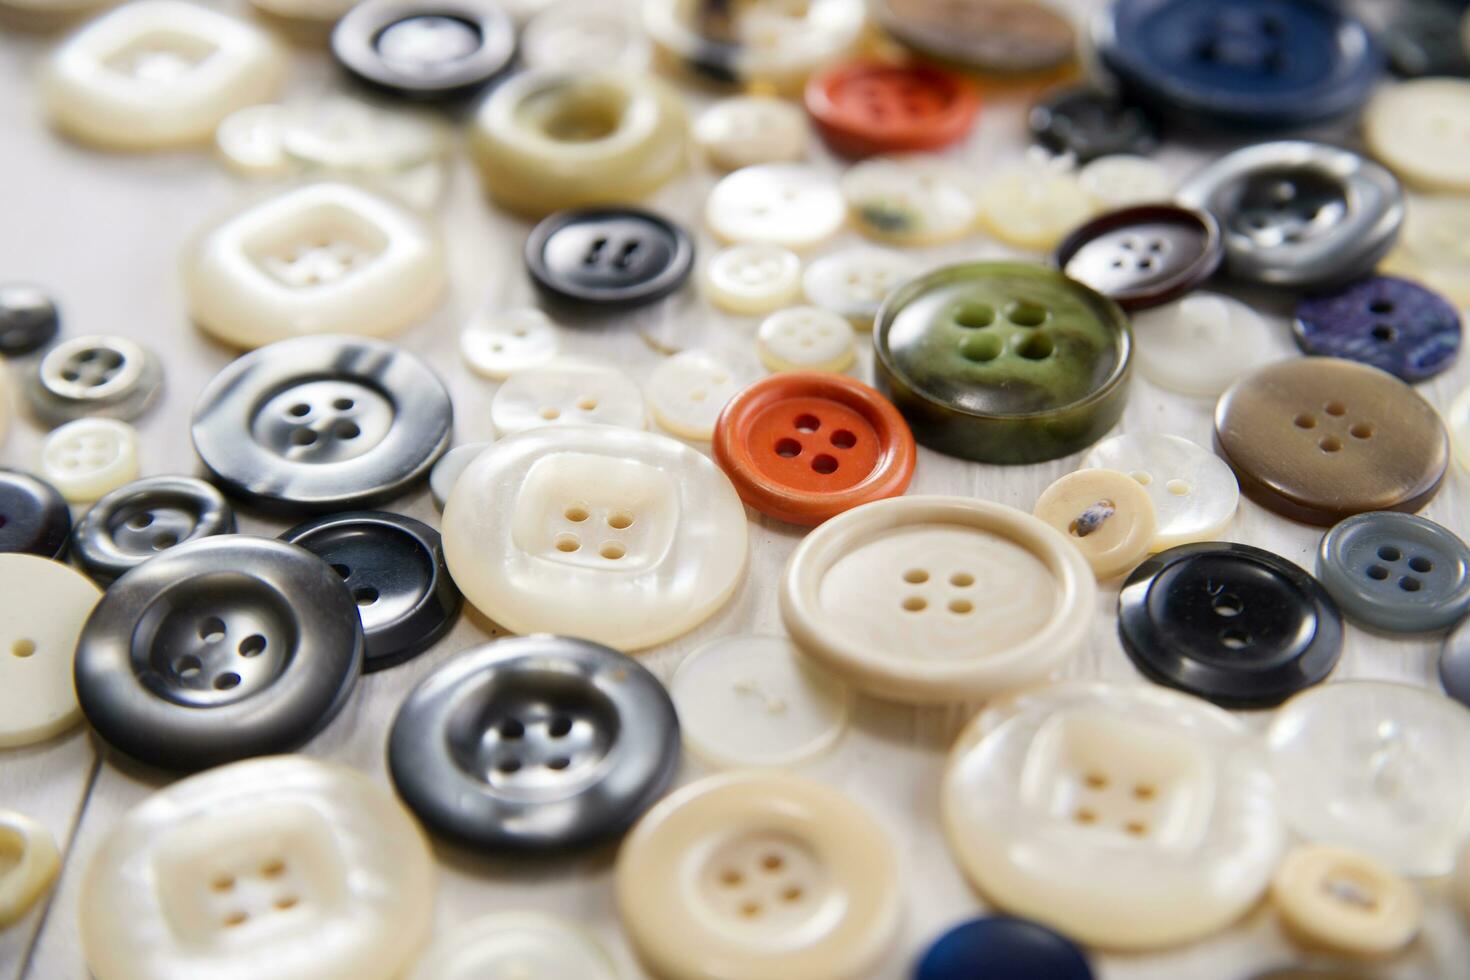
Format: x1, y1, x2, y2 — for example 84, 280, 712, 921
707, 165, 847, 252
1270, 845, 1421, 957
0, 811, 61, 928
702, 244, 804, 316
694, 96, 809, 172
0, 554, 103, 747
757, 307, 856, 373
976, 165, 1096, 251
1034, 468, 1158, 579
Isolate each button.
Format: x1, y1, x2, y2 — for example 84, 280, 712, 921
1130, 292, 1279, 397
874, 262, 1132, 464
805, 61, 979, 159
0, 285, 60, 358
1119, 542, 1343, 708
1077, 154, 1173, 210
281, 511, 460, 672
915, 916, 1094, 980
648, 350, 742, 441
976, 165, 1096, 252
1270, 845, 1421, 957
707, 164, 847, 252
278, 97, 449, 175
1292, 275, 1461, 383
524, 208, 694, 311
713, 372, 916, 526
1366, 78, 1470, 193
1383, 0, 1470, 77
0, 0, 111, 31
521, 0, 650, 73
783, 496, 1094, 702
693, 96, 808, 172
1442, 615, 1470, 708
331, 0, 513, 100
40, 418, 140, 504
491, 362, 645, 436
41, 0, 285, 149
79, 756, 433, 980
756, 307, 856, 374
1316, 511, 1470, 633
75, 536, 363, 771
1056, 205, 1221, 311
428, 442, 491, 510
802, 248, 921, 328
0, 469, 71, 559
1082, 434, 1239, 550
214, 103, 290, 176
191, 335, 453, 512
459, 306, 559, 380
1456, 839, 1470, 924
409, 912, 617, 980
1214, 358, 1449, 525
1266, 681, 1470, 875
23, 334, 162, 426
0, 811, 61, 929
388, 635, 678, 851
615, 771, 902, 980
1382, 194, 1470, 309
701, 244, 803, 316
1176, 141, 1404, 288
1029, 86, 1158, 163
841, 156, 980, 246
874, 0, 1076, 76
943, 680, 1285, 949
185, 183, 447, 350
0, 554, 101, 747
72, 476, 235, 583
441, 426, 748, 650
1034, 468, 1156, 579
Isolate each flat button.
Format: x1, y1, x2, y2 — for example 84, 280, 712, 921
491, 362, 645, 436
1082, 434, 1240, 550
1130, 292, 1278, 397
713, 372, 916, 526
0, 469, 71, 559
975, 166, 1095, 252
331, 0, 514, 99
428, 442, 491, 510
1270, 845, 1421, 957
23, 334, 162, 426
1118, 542, 1343, 708
1078, 154, 1173, 210
40, 418, 140, 504
874, 0, 1076, 75
388, 635, 678, 851
0, 285, 59, 357
79, 756, 434, 980
459, 306, 559, 380
1034, 468, 1157, 579
191, 335, 453, 512
0, 811, 61, 928
805, 61, 979, 159
701, 244, 803, 316
279, 98, 449, 175
1381, 194, 1470, 309
281, 511, 460, 672
215, 103, 290, 176
802, 247, 921, 329
409, 912, 617, 979
525, 208, 694, 310
841, 156, 980, 246
1029, 86, 1157, 163
1055, 205, 1222, 311
707, 165, 847, 252
75, 536, 363, 771
520, 0, 649, 73
1292, 275, 1461, 383
694, 96, 808, 171
756, 307, 856, 374
1383, 0, 1470, 77
615, 771, 902, 980
72, 476, 235, 583
1316, 511, 1470, 632
0, 554, 102, 747
1365, 78, 1470, 193
647, 350, 742, 441
915, 916, 1094, 980
1214, 358, 1449, 525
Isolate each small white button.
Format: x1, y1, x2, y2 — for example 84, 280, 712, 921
520, 0, 650, 73
694, 96, 809, 172
707, 165, 847, 252
1381, 194, 1470, 309
802, 247, 920, 329
646, 350, 742, 441
215, 103, 290, 176
429, 442, 493, 511
491, 361, 645, 436
1083, 434, 1240, 551
408, 912, 617, 980
975, 166, 1096, 252
840, 156, 979, 246
702, 244, 803, 316
1033, 468, 1158, 579
279, 98, 447, 175
40, 417, 139, 503
459, 307, 559, 380
1365, 79, 1470, 193
1270, 844, 1421, 957
1078, 154, 1174, 209
0, 554, 102, 747
757, 307, 855, 373
0, 811, 61, 928
1131, 292, 1278, 397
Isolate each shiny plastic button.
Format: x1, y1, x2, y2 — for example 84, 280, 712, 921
524, 208, 694, 310
1029, 86, 1157, 163
874, 0, 1076, 76
40, 418, 139, 504
409, 912, 617, 980
805, 61, 978, 158
1316, 512, 1470, 633
647, 350, 742, 441
916, 916, 1094, 980
1292, 275, 1460, 384
24, 334, 162, 426
0, 285, 60, 358
975, 165, 1096, 252
1055, 205, 1222, 311
1034, 468, 1157, 579
1365, 78, 1470, 193
491, 361, 645, 435
72, 476, 235, 584
802, 247, 920, 329
428, 442, 491, 510
841, 156, 979, 247
707, 164, 846, 252
693, 96, 808, 172
1078, 154, 1173, 210
1083, 434, 1239, 550
0, 811, 61, 928
702, 244, 803, 316
520, 0, 650, 74
331, 0, 514, 100
0, 554, 101, 747
1271, 845, 1421, 957
756, 307, 855, 374
458, 306, 559, 380
0, 469, 71, 559
1130, 292, 1277, 398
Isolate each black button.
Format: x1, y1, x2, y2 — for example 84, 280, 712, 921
1054, 205, 1223, 311
72, 476, 235, 583
0, 468, 70, 559
74, 536, 363, 771
525, 208, 695, 311
0, 285, 59, 358
1118, 542, 1343, 708
332, 0, 514, 101
1029, 86, 1158, 163
280, 511, 460, 672
1382, 0, 1470, 78
916, 916, 1094, 980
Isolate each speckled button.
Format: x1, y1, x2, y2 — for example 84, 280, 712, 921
693, 96, 808, 172
1034, 468, 1157, 580
1083, 434, 1240, 550
0, 285, 59, 358
1316, 512, 1470, 633
1056, 205, 1222, 311
1292, 276, 1460, 383
0, 811, 61, 928
72, 476, 235, 583
459, 307, 559, 380
1130, 292, 1278, 398
1029, 86, 1158, 164
0, 553, 102, 747
975, 166, 1096, 252
39, 418, 140, 504
702, 244, 804, 316
874, 0, 1076, 75
1365, 78, 1470, 194
707, 165, 846, 252
0, 469, 71, 559
331, 0, 514, 100
756, 307, 856, 374
491, 362, 645, 435
23, 334, 162, 426
647, 350, 742, 441
916, 916, 1094, 980
524, 208, 694, 310
1270, 844, 1421, 957
409, 912, 617, 980
802, 248, 920, 328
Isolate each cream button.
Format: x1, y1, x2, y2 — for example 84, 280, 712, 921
802, 248, 920, 329
279, 99, 447, 175
615, 771, 901, 980
80, 756, 434, 980
409, 912, 617, 980
647, 350, 742, 441
491, 361, 645, 436
841, 156, 979, 246
1455, 839, 1470, 924
429, 442, 493, 511
1365, 79, 1470, 193
1380, 194, 1470, 309
1450, 384, 1470, 471
40, 417, 139, 503
694, 96, 809, 172
0, 554, 102, 747
0, 811, 61, 928
702, 244, 804, 316
1033, 468, 1158, 579
1270, 845, 1421, 957
520, 0, 650, 73
943, 681, 1285, 949
185, 183, 446, 349
215, 103, 290, 176
976, 166, 1096, 252
1083, 434, 1240, 551
707, 165, 847, 252
757, 307, 855, 374
42, 1, 285, 150
459, 307, 559, 380
1078, 154, 1174, 209
1131, 292, 1278, 397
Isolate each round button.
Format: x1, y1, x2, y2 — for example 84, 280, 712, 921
1214, 358, 1449, 525
248, 0, 358, 35
1381, 194, 1470, 309
874, 0, 1076, 76
0, 811, 61, 929
693, 96, 808, 171
1119, 542, 1343, 709
331, 0, 513, 100
647, 350, 742, 441
1082, 434, 1240, 550
191, 335, 453, 513
1442, 614, 1470, 708
408, 912, 616, 980
520, 0, 649, 73
915, 916, 1094, 980
428, 442, 491, 510
702, 244, 804, 316
874, 262, 1132, 465
0, 554, 102, 747
707, 165, 847, 252
525, 208, 694, 310
756, 307, 856, 374
615, 771, 902, 980
1383, 0, 1470, 77
459, 306, 559, 380
40, 418, 140, 504
1029, 86, 1157, 163
215, 103, 290, 176
0, 285, 59, 358
79, 756, 433, 980
388, 635, 678, 851
1033, 468, 1157, 580
23, 334, 162, 426
802, 247, 921, 328
713, 372, 916, 526
1292, 275, 1461, 384
1270, 845, 1421, 957
281, 511, 461, 672
1055, 205, 1222, 311
1130, 292, 1279, 398
75, 536, 364, 771
1365, 78, 1470, 193
841, 156, 979, 247
975, 165, 1096, 252
72, 476, 235, 583
491, 361, 645, 436
1078, 154, 1173, 210
278, 97, 449, 176
1316, 511, 1470, 633
805, 61, 979, 159
0, 469, 71, 559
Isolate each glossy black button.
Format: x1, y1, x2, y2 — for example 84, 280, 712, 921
280, 511, 460, 672
388, 635, 680, 852
0, 468, 70, 559
916, 917, 1094, 980
1118, 542, 1343, 708
1029, 86, 1158, 163
1055, 205, 1223, 311
72, 476, 235, 584
1382, 0, 1470, 78
332, 0, 514, 101
0, 285, 59, 358
75, 536, 363, 771
525, 208, 695, 311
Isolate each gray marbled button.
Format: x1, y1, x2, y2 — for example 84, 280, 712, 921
1317, 511, 1470, 633
0, 284, 60, 358
22, 334, 162, 426
71, 476, 235, 583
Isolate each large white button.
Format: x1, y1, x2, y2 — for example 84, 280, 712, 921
41, 0, 285, 150
80, 756, 435, 980
520, 0, 650, 73
615, 771, 901, 980
40, 417, 139, 503
442, 426, 748, 650
943, 681, 1285, 949
694, 96, 809, 172
840, 156, 978, 246
707, 165, 846, 252
1083, 434, 1240, 551
647, 350, 742, 441
1270, 844, 1421, 957
1381, 194, 1470, 309
0, 554, 102, 747
802, 247, 920, 329
1131, 292, 1278, 397
459, 307, 559, 380
702, 244, 804, 316
1033, 468, 1157, 579
757, 307, 856, 373
1078, 154, 1174, 209
975, 166, 1096, 252
185, 183, 447, 350
429, 442, 493, 510
1365, 79, 1470, 193
491, 361, 645, 436
0, 811, 61, 928
408, 912, 617, 980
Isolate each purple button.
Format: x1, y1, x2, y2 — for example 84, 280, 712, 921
1293, 275, 1460, 383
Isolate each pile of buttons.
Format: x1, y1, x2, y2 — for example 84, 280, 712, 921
4, 0, 1470, 977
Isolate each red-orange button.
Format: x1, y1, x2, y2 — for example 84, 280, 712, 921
713, 372, 916, 525
804, 60, 980, 158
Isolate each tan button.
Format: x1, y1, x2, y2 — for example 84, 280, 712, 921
1270, 845, 1421, 957
1214, 359, 1448, 526
0, 811, 61, 928
1034, 469, 1157, 580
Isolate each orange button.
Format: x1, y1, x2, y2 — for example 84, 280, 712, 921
805, 60, 980, 158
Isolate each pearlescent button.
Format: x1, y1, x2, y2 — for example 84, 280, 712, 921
459, 307, 559, 380
802, 248, 920, 329
841, 156, 979, 246
1131, 292, 1277, 398
1082, 434, 1239, 550
1316, 512, 1470, 633
757, 307, 855, 374
1365, 78, 1470, 194
702, 244, 804, 316
975, 165, 1095, 252
707, 165, 846, 252
694, 96, 808, 172
521, 0, 650, 73
1078, 154, 1173, 210
408, 913, 617, 980
429, 442, 491, 510
72, 476, 235, 583
647, 350, 742, 441
1271, 845, 1421, 957
24, 334, 162, 426
491, 361, 645, 436
0, 553, 102, 747
1034, 468, 1157, 580
0, 284, 60, 358
0, 469, 71, 559
1293, 275, 1461, 384
331, 0, 515, 100
0, 811, 61, 928
40, 418, 139, 504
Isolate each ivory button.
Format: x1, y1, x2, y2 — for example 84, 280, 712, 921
694, 96, 809, 172
757, 307, 856, 374
491, 362, 645, 436
39, 417, 139, 503
975, 166, 1095, 252
1270, 845, 1421, 957
0, 811, 61, 928
0, 553, 102, 747
1034, 468, 1157, 579
459, 307, 559, 380
702, 244, 804, 316
707, 165, 846, 252
646, 350, 742, 441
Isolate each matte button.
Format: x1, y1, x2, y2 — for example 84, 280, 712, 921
409, 912, 617, 980
521, 0, 649, 74
39, 418, 140, 504
1055, 205, 1222, 311
331, 0, 513, 100
1033, 468, 1157, 580
0, 285, 59, 358
1292, 275, 1460, 383
1118, 542, 1343, 708
1270, 845, 1421, 957
72, 476, 235, 583
23, 334, 162, 426
1082, 434, 1239, 550
74, 536, 363, 771
0, 469, 71, 559
1029, 86, 1157, 164
805, 61, 979, 159
0, 554, 102, 747
1130, 292, 1279, 398
841, 156, 979, 246
0, 811, 61, 928
1381, 194, 1470, 310
1365, 78, 1470, 193
916, 917, 1094, 980
1316, 511, 1470, 633
525, 208, 694, 310
874, 0, 1076, 76
388, 635, 678, 851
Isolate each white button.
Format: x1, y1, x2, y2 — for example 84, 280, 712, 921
1131, 292, 1279, 397
943, 680, 1285, 949
1455, 839, 1470, 924
429, 442, 493, 511
491, 361, 645, 436
459, 307, 559, 380
185, 183, 447, 350
1365, 79, 1470, 193
802, 247, 921, 329
1033, 468, 1158, 579
975, 166, 1096, 252
671, 635, 852, 769
41, 1, 285, 150
1083, 434, 1240, 551
279, 99, 447, 175
782, 496, 1096, 703
707, 165, 846, 252
615, 771, 901, 980
1450, 385, 1470, 471
215, 103, 290, 176
1381, 194, 1470, 309
0, 555, 101, 748
757, 307, 855, 373
408, 912, 617, 980
647, 350, 743, 441
1270, 845, 1421, 957
694, 96, 809, 172
0, 811, 61, 928
442, 426, 748, 650
1268, 681, 1470, 876
702, 244, 804, 316
840, 156, 979, 246
80, 756, 435, 980
1078, 155, 1174, 209
521, 0, 650, 73
40, 417, 139, 503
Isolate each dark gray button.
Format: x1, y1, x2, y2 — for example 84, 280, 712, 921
22, 334, 162, 426
0, 468, 70, 558
1317, 511, 1470, 633
388, 635, 679, 852
72, 476, 235, 583
525, 208, 695, 311
191, 335, 452, 513
74, 535, 363, 771
0, 285, 59, 358
332, 0, 514, 101
1029, 86, 1158, 163
1054, 204, 1222, 311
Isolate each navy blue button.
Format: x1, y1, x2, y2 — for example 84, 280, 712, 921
1318, 512, 1470, 633
916, 916, 1093, 980
0, 468, 70, 559
1293, 276, 1460, 383
1029, 86, 1158, 163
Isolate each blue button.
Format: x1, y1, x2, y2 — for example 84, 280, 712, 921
1294, 276, 1460, 383
916, 916, 1093, 980
1317, 512, 1470, 633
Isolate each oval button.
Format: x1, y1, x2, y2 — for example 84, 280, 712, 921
1292, 274, 1461, 383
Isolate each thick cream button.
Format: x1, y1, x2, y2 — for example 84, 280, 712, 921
1132, 292, 1278, 397
491, 362, 645, 435
1365, 79, 1470, 193
647, 350, 742, 441
695, 96, 809, 171
40, 417, 139, 503
1083, 434, 1240, 551
1034, 468, 1158, 579
802, 248, 920, 329
707, 165, 846, 252
409, 912, 617, 980
1078, 154, 1174, 209
976, 166, 1096, 252
841, 156, 978, 246
757, 307, 856, 373
615, 771, 901, 980
1271, 845, 1421, 957
0, 811, 61, 927
0, 554, 101, 747
459, 307, 559, 380
702, 244, 803, 316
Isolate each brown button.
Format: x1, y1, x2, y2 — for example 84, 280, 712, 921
1214, 359, 1448, 526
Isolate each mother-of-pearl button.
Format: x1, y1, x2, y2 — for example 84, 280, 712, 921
840, 156, 979, 246
802, 248, 921, 329
1083, 434, 1240, 551
39, 417, 139, 503
694, 96, 809, 172
1270, 845, 1421, 957
975, 165, 1096, 252
943, 681, 1285, 949
647, 350, 742, 441
707, 165, 847, 252
1078, 154, 1174, 209
1033, 468, 1158, 579
0, 811, 61, 928
279, 98, 447, 175
185, 182, 447, 350
757, 307, 856, 373
1365, 79, 1470, 193
459, 307, 559, 380
1131, 292, 1278, 397
408, 912, 617, 980
41, 1, 286, 150
80, 756, 434, 980
442, 425, 748, 650
520, 0, 651, 73
702, 244, 804, 316
491, 361, 645, 435
0, 554, 102, 747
